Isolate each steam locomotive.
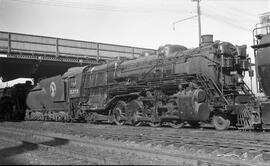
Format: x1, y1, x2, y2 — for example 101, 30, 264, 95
24, 34, 262, 130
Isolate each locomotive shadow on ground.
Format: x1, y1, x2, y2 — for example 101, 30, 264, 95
0, 119, 24, 123
0, 137, 69, 165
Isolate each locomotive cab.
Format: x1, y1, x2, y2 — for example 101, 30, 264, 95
62, 66, 88, 121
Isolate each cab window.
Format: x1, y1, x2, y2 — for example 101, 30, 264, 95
69, 77, 77, 88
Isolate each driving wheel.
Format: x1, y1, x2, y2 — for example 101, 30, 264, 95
112, 101, 126, 126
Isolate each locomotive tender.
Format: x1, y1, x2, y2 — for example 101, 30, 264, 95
0, 81, 32, 121
25, 35, 261, 130
252, 15, 270, 127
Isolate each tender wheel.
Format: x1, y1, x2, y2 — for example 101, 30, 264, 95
168, 121, 184, 129
24, 109, 31, 120
112, 101, 126, 126
149, 122, 161, 127
212, 115, 230, 130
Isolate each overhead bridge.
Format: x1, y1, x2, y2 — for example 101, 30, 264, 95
0, 31, 156, 82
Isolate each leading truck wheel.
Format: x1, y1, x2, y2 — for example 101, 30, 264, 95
212, 115, 230, 130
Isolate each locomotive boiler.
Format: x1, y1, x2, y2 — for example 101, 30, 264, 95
25, 35, 261, 130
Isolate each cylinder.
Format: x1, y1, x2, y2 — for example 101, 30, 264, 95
178, 89, 210, 122
195, 103, 210, 121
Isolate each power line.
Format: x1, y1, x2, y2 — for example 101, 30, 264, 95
8, 0, 194, 14
200, 2, 256, 32
201, 11, 252, 32
203, 0, 267, 1
202, 3, 257, 22
6, 0, 259, 33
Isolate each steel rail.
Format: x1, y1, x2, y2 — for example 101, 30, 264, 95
0, 126, 261, 166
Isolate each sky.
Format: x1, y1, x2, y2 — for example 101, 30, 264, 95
0, 0, 269, 93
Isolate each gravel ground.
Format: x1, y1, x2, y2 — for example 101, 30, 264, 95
0, 130, 181, 165
0, 138, 54, 165
1, 121, 270, 141
1, 121, 270, 165
0, 122, 210, 165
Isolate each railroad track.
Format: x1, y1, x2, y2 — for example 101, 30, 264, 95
97, 127, 270, 161
1, 122, 270, 165
0, 125, 263, 166
89, 127, 270, 153
65, 126, 270, 164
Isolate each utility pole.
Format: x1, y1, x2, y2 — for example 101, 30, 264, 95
192, 0, 202, 46
173, 0, 202, 47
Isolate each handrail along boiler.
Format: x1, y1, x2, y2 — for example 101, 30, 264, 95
25, 35, 261, 130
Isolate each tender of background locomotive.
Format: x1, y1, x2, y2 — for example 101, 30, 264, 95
25, 35, 261, 130
252, 19, 270, 127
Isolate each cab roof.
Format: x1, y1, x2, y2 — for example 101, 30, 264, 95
62, 66, 88, 78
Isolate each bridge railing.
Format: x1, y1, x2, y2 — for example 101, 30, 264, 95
0, 31, 156, 62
